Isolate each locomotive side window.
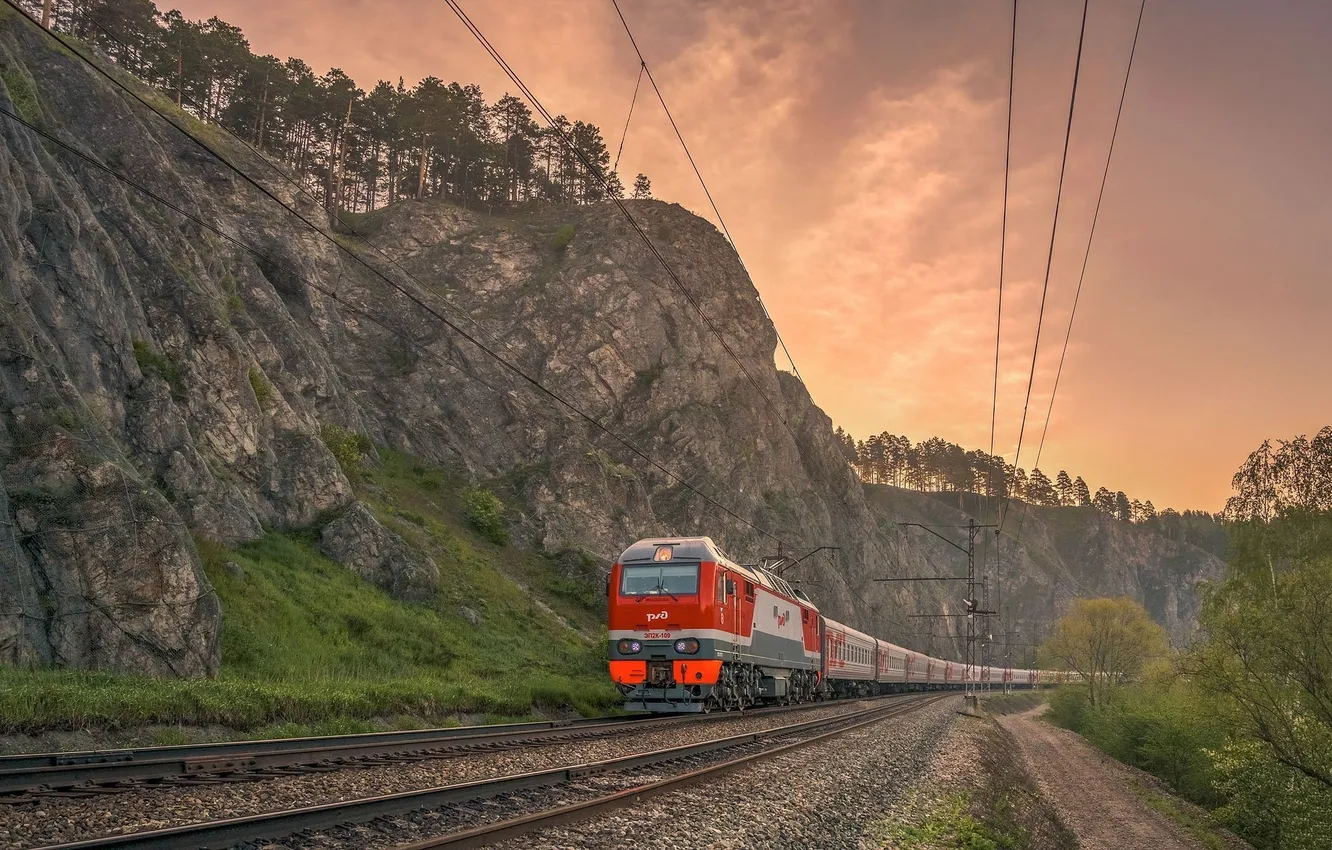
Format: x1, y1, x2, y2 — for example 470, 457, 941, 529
744, 581, 755, 601
716, 572, 726, 603
620, 562, 700, 596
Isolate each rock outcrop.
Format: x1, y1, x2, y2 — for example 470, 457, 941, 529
0, 17, 1225, 675
319, 502, 438, 601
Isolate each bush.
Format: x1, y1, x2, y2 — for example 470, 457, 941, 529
461, 486, 508, 545
320, 423, 373, 483
132, 338, 183, 397
549, 223, 575, 251
247, 367, 272, 406
1046, 684, 1090, 730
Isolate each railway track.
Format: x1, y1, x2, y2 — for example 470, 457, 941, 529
0, 695, 897, 800
28, 693, 949, 850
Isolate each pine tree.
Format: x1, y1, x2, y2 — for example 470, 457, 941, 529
632, 173, 652, 199
1056, 470, 1074, 505
1115, 491, 1133, 523
1074, 476, 1092, 506
1093, 487, 1116, 515
1028, 468, 1058, 506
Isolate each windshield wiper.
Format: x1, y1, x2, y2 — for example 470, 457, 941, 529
635, 582, 679, 602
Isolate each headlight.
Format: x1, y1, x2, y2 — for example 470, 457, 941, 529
617, 639, 642, 654
674, 638, 700, 654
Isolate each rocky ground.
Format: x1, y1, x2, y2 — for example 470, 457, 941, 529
871, 702, 1075, 849
471, 695, 962, 850
0, 699, 883, 849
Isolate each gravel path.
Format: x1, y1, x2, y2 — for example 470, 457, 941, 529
997, 707, 1205, 850
457, 694, 962, 850
0, 700, 886, 849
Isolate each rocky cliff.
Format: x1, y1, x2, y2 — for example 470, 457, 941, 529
0, 16, 1224, 677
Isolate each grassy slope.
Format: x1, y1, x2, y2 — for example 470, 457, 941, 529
0, 449, 620, 736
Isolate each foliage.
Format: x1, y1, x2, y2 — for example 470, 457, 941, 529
0, 63, 38, 121
131, 337, 183, 396
835, 428, 1211, 529
1209, 739, 1332, 848
13, 0, 651, 213
461, 485, 508, 546
319, 422, 372, 483
1189, 549, 1332, 792
632, 173, 651, 199
0, 450, 620, 733
1224, 426, 1332, 520
247, 366, 271, 406
877, 794, 1022, 850
549, 223, 575, 251
1040, 597, 1168, 708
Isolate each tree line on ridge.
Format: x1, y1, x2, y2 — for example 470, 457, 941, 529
18, 0, 654, 214
835, 428, 1223, 547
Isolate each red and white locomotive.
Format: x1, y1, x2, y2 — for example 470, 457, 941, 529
608, 536, 1047, 713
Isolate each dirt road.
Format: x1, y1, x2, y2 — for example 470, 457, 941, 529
996, 708, 1208, 850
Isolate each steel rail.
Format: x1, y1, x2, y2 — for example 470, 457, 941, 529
396, 692, 951, 849
0, 695, 883, 796
31, 694, 944, 850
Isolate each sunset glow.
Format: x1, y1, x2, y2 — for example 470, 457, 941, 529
166, 0, 1332, 511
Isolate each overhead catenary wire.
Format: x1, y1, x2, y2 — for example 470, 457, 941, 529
607, 0, 804, 384
989, 0, 1018, 512
612, 60, 644, 174
0, 101, 789, 553
1, 0, 811, 551
442, 0, 801, 435
999, 0, 1091, 534
1011, 0, 1148, 547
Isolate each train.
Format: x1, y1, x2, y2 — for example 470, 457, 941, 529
607, 536, 1065, 713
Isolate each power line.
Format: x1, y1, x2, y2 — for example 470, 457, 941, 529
3, 0, 806, 550
607, 0, 804, 384
1000, 0, 1090, 533
989, 0, 1018, 506
612, 60, 644, 174
0, 107, 783, 553
1013, 0, 1148, 546
442, 0, 799, 434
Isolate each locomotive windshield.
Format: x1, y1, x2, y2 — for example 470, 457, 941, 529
620, 562, 700, 597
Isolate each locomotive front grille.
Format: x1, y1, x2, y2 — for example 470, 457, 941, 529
647, 660, 673, 687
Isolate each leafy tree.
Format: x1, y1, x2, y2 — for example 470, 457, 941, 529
1041, 597, 1168, 708
632, 172, 652, 199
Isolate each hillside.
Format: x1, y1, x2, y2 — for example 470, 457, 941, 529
0, 13, 1224, 702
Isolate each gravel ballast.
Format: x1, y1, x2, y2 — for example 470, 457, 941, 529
459, 694, 964, 850
0, 699, 893, 849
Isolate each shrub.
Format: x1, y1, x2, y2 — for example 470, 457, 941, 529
320, 423, 372, 483
1046, 684, 1090, 731
549, 223, 575, 251
132, 338, 184, 397
461, 486, 508, 545
247, 367, 272, 406
1, 66, 38, 121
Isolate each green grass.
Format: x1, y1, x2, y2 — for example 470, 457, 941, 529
875, 794, 1023, 849
0, 448, 620, 734
0, 63, 38, 122
1131, 783, 1229, 850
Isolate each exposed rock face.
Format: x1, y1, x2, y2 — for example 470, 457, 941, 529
0, 20, 1225, 675
319, 503, 438, 601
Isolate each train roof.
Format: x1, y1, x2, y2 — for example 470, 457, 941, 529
618, 537, 816, 610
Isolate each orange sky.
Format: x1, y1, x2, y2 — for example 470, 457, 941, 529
168, 0, 1332, 512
